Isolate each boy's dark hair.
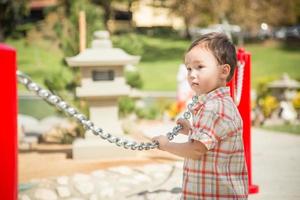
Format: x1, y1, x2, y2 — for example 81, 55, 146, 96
187, 32, 237, 82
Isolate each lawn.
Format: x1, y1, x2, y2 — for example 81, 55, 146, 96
261, 124, 300, 135
246, 41, 300, 88
136, 36, 188, 91
8, 35, 300, 92
136, 37, 300, 91
6, 38, 73, 91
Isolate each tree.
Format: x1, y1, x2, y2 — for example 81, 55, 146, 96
214, 0, 299, 29
0, 0, 28, 41
158, 0, 214, 39
54, 0, 104, 56
166, 0, 300, 37
227, 0, 300, 33
39, 0, 104, 92
91, 0, 112, 30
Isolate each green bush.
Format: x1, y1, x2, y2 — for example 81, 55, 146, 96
135, 106, 158, 120
60, 124, 85, 144
112, 33, 144, 55
125, 70, 143, 89
258, 95, 279, 118
118, 97, 135, 117
44, 70, 69, 92
256, 77, 275, 99
292, 91, 300, 110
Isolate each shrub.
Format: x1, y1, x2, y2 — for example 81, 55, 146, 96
292, 91, 300, 110
135, 106, 158, 120
118, 97, 135, 117
44, 70, 69, 92
259, 95, 279, 118
125, 70, 143, 89
112, 33, 144, 55
256, 77, 274, 99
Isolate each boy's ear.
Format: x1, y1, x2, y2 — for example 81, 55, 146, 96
221, 64, 230, 79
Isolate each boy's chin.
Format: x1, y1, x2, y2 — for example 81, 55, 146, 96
193, 90, 205, 96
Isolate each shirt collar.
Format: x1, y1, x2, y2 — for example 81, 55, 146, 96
192, 87, 230, 113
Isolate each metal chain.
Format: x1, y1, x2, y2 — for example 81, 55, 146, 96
17, 70, 198, 151
235, 61, 245, 106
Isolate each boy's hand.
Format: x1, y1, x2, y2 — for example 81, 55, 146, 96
176, 118, 191, 135
152, 135, 169, 151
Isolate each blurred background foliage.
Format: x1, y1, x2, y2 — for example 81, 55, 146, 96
1, 0, 300, 133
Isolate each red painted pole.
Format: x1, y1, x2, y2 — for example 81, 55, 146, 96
227, 66, 236, 101
235, 48, 259, 194
0, 44, 18, 200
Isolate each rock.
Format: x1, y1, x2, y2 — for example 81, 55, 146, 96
109, 166, 134, 175
72, 173, 91, 183
89, 194, 98, 200
99, 187, 114, 198
280, 101, 297, 122
19, 194, 31, 200
75, 182, 95, 195
56, 176, 69, 185
133, 174, 152, 183
56, 186, 71, 198
34, 188, 57, 200
91, 170, 106, 178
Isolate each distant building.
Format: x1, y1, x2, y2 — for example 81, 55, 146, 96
132, 0, 184, 29
108, 0, 184, 33
27, 0, 58, 22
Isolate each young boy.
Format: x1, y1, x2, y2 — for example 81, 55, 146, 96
152, 32, 249, 199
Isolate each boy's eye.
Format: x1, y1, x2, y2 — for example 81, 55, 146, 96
186, 67, 191, 71
197, 65, 203, 69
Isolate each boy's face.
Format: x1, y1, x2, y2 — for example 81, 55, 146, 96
185, 45, 226, 95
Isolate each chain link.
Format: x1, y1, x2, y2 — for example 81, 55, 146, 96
17, 70, 199, 151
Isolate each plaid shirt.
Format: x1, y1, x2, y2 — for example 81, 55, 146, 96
181, 87, 248, 200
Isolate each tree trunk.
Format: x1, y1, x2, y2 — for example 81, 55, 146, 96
184, 17, 191, 40
0, 30, 4, 42
102, 1, 112, 31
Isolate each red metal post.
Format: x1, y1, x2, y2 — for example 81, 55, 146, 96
228, 48, 259, 194
0, 44, 18, 200
227, 66, 236, 100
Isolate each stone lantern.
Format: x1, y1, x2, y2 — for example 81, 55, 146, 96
267, 73, 300, 101
66, 31, 140, 159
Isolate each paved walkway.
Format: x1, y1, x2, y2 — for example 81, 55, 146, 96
249, 128, 300, 200
19, 123, 300, 200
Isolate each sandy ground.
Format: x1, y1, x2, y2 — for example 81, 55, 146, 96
18, 121, 180, 183
18, 144, 171, 183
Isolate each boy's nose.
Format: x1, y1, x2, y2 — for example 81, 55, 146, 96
189, 69, 197, 78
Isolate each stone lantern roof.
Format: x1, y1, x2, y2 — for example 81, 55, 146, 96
66, 31, 140, 67
267, 73, 300, 89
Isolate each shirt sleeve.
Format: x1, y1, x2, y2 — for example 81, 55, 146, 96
190, 110, 228, 150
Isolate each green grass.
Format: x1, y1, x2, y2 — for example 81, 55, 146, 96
6, 38, 73, 91
7, 36, 300, 92
18, 98, 58, 120
137, 37, 300, 91
246, 41, 300, 88
261, 124, 300, 135
136, 36, 189, 91
6, 38, 74, 119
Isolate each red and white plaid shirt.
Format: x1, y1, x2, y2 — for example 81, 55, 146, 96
181, 87, 248, 200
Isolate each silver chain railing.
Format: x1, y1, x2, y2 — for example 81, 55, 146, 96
17, 70, 198, 151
